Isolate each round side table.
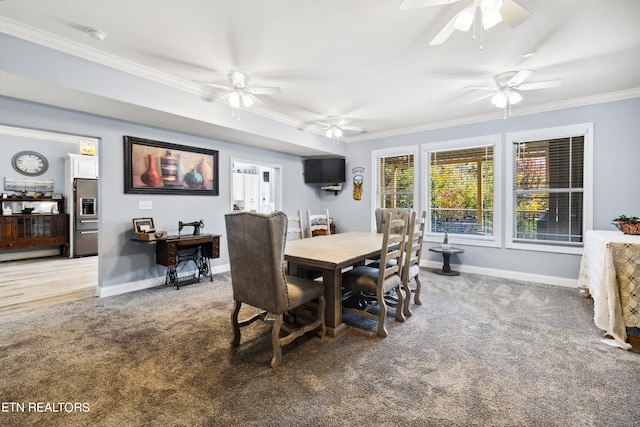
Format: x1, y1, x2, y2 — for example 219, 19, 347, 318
428, 246, 465, 276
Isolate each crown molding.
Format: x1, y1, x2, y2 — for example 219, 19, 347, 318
0, 17, 305, 128
3, 17, 639, 146
344, 87, 640, 143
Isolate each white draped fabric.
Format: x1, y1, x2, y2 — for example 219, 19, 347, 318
578, 230, 640, 350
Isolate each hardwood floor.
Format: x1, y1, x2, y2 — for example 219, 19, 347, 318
0, 256, 97, 314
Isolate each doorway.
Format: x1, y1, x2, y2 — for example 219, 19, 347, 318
230, 158, 282, 213
0, 125, 99, 313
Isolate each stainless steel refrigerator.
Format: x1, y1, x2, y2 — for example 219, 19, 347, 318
74, 178, 98, 257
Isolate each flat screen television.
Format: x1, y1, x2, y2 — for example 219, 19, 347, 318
303, 158, 346, 184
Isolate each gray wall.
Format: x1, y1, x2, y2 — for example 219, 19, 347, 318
0, 134, 76, 195
0, 97, 323, 289
334, 97, 640, 280
2, 96, 639, 288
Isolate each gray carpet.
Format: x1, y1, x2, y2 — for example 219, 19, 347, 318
1, 270, 639, 426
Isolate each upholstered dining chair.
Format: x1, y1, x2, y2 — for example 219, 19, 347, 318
401, 210, 426, 318
307, 209, 331, 237
341, 211, 407, 337
225, 211, 326, 368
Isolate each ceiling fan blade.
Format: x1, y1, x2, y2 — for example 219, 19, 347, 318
500, 0, 531, 28
304, 123, 328, 132
400, 0, 461, 9
508, 69, 535, 86
466, 85, 496, 90
340, 125, 363, 132
194, 81, 232, 91
518, 80, 563, 91
466, 92, 495, 104
429, 13, 458, 45
245, 86, 281, 95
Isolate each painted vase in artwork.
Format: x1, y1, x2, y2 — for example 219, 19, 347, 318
160, 151, 178, 187
196, 158, 213, 189
140, 154, 162, 187
175, 153, 186, 187
183, 168, 203, 188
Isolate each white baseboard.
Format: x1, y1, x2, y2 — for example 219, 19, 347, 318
98, 260, 576, 298
97, 263, 231, 298
0, 248, 61, 261
420, 260, 578, 288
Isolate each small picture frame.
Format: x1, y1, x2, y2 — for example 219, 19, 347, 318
132, 217, 156, 234
51, 193, 63, 200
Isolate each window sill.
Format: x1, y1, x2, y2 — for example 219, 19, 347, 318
506, 241, 583, 255
425, 235, 501, 249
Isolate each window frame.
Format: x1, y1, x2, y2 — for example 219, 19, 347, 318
423, 134, 502, 248
505, 123, 593, 255
370, 145, 419, 232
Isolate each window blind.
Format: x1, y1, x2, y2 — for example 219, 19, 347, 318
376, 154, 414, 208
430, 145, 494, 236
513, 136, 584, 244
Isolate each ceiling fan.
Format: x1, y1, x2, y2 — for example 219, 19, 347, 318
466, 70, 562, 116
195, 70, 281, 109
304, 116, 363, 143
400, 0, 531, 47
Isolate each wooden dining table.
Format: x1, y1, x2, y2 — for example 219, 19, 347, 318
285, 231, 384, 336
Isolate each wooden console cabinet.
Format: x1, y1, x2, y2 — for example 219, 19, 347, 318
0, 214, 69, 254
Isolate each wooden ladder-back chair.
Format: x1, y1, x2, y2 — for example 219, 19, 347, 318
401, 210, 426, 318
286, 209, 305, 241
225, 211, 326, 368
307, 209, 331, 237
341, 211, 407, 337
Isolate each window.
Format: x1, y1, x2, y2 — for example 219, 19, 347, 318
424, 135, 501, 247
373, 147, 416, 209
506, 124, 593, 254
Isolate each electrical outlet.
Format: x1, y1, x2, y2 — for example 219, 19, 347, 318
139, 200, 153, 210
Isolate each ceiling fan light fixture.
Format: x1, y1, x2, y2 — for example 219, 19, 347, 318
241, 93, 254, 108
507, 88, 522, 105
229, 91, 241, 109
482, 9, 502, 29
491, 91, 507, 108
454, 7, 475, 31
481, 0, 503, 13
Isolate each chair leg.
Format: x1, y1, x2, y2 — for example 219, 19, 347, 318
271, 313, 284, 368
231, 300, 242, 346
401, 280, 413, 319
376, 289, 388, 337
394, 285, 406, 322
413, 275, 422, 305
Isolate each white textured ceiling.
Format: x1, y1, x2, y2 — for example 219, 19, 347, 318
1, 0, 639, 150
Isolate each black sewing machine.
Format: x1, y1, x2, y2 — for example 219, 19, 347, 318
178, 219, 204, 236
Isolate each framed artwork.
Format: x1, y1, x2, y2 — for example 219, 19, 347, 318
124, 136, 219, 195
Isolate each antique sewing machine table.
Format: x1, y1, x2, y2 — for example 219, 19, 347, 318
155, 233, 220, 289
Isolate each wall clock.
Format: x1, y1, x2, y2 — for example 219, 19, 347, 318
12, 151, 49, 176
